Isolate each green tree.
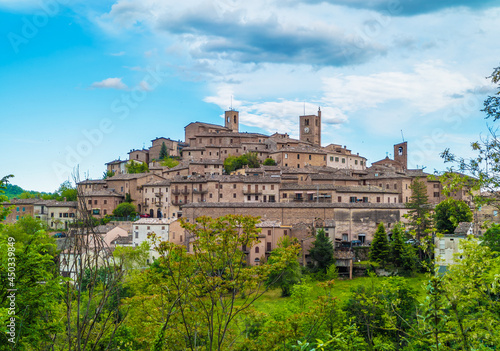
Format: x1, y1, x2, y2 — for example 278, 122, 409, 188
391, 223, 417, 274
113, 241, 151, 270
405, 177, 432, 242
126, 160, 149, 174
481, 223, 500, 253
0, 222, 63, 349
434, 198, 473, 234
103, 170, 114, 179
263, 158, 277, 166
113, 202, 137, 217
224, 152, 261, 173
0, 175, 13, 227
159, 142, 169, 160
129, 215, 300, 351
266, 236, 302, 297
55, 180, 78, 201
308, 228, 334, 274
160, 157, 179, 168
369, 223, 389, 266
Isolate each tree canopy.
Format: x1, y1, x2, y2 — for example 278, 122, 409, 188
113, 202, 137, 217
223, 152, 260, 173
434, 198, 473, 234
159, 142, 169, 160
126, 160, 149, 174
369, 222, 389, 266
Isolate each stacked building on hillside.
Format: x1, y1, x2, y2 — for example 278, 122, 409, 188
70, 108, 473, 265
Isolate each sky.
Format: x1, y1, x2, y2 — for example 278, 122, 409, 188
1, 0, 500, 192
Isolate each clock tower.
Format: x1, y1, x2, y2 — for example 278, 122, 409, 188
299, 107, 321, 146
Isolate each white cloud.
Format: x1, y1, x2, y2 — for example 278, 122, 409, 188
110, 51, 126, 56
322, 61, 476, 114
90, 77, 128, 90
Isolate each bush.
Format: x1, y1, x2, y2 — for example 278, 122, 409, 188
113, 203, 137, 218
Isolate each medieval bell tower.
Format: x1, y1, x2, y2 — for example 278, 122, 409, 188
394, 141, 408, 171
299, 107, 321, 146
225, 110, 239, 132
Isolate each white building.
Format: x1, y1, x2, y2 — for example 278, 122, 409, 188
435, 222, 474, 268
132, 218, 183, 259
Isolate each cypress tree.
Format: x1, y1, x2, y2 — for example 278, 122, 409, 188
309, 228, 334, 273
369, 222, 390, 266
159, 142, 169, 160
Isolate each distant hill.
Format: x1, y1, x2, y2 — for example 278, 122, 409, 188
4, 184, 54, 200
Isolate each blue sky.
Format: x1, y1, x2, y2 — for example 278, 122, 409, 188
1, 0, 500, 192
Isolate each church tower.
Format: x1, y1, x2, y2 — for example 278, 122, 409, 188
225, 110, 239, 132
299, 107, 321, 146
394, 141, 408, 171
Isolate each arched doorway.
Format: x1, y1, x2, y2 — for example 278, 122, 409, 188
157, 209, 162, 219
149, 209, 154, 218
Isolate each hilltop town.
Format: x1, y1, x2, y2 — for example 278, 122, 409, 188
3, 108, 473, 268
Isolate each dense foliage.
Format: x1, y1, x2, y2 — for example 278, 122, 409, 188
126, 160, 149, 173
223, 152, 260, 173
434, 198, 473, 234
369, 222, 389, 266
112, 202, 137, 217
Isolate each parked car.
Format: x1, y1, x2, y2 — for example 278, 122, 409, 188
53, 233, 66, 238
405, 238, 420, 245
140, 214, 151, 218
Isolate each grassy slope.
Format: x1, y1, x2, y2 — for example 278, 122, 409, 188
251, 274, 428, 313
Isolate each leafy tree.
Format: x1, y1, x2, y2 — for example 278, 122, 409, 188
481, 223, 500, 253
103, 170, 114, 179
308, 228, 334, 274
113, 202, 137, 217
126, 160, 149, 174
55, 180, 78, 201
266, 236, 302, 297
159, 142, 169, 160
0, 175, 13, 226
129, 215, 300, 351
434, 198, 473, 234
160, 157, 179, 168
124, 192, 133, 203
369, 223, 389, 266
263, 158, 277, 166
224, 152, 261, 173
0, 221, 63, 349
113, 241, 151, 270
405, 177, 432, 242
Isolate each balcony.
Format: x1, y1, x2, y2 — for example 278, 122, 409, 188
172, 189, 181, 195
243, 189, 262, 195
172, 199, 184, 206
154, 192, 164, 197
181, 189, 190, 195
293, 197, 303, 202
155, 202, 163, 207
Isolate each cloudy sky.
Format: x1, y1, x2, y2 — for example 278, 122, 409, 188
1, 0, 499, 192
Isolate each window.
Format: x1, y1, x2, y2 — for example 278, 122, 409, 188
267, 242, 272, 251
394, 184, 397, 189
121, 187, 124, 192
135, 226, 138, 229
283, 193, 287, 198
263, 185, 266, 190
233, 193, 236, 198
335, 157, 339, 162
342, 158, 345, 163
209, 193, 213, 198
360, 161, 364, 166
233, 184, 236, 189
104, 199, 107, 204
350, 196, 357, 203
135, 232, 138, 239
284, 230, 288, 236
342, 233, 348, 241
103, 209, 107, 215
268, 230, 271, 236
220, 194, 223, 198
338, 196, 342, 202
285, 153, 288, 159
51, 213, 54, 218
88, 200, 91, 205
363, 197, 368, 203
92, 209, 100, 215
330, 156, 334, 161
434, 192, 440, 197
59, 213, 62, 217
355, 160, 358, 165
147, 226, 150, 230
309, 155, 311, 160
180, 235, 183, 242
255, 246, 259, 254
388, 197, 390, 203
94, 200, 98, 205
358, 234, 366, 243
434, 184, 440, 188
297, 154, 300, 159
22, 207, 25, 212
63, 213, 68, 218
247, 195, 251, 201
255, 195, 259, 201
377, 197, 381, 203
